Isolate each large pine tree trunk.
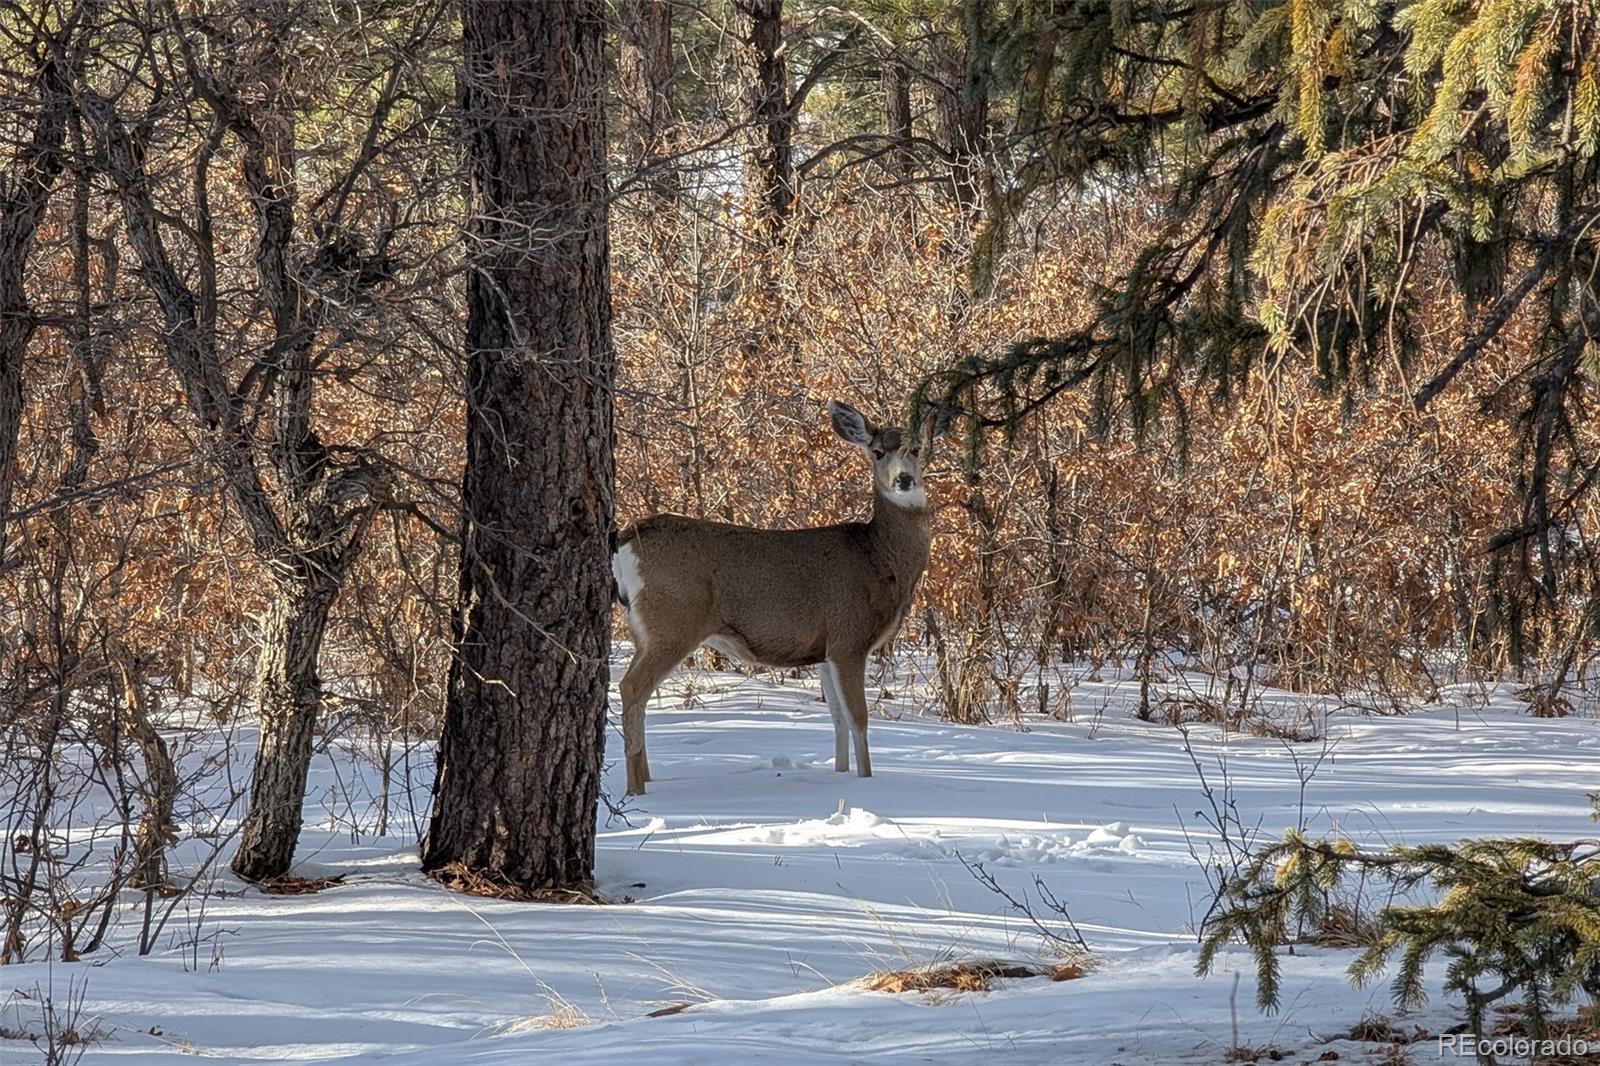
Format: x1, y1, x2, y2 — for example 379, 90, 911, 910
423, 0, 615, 894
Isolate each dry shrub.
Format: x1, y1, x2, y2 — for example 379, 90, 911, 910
859, 959, 1084, 995
609, 176, 1597, 722
3, 135, 1585, 768
5, 80, 1592, 770
1347, 1012, 1430, 1046
1521, 686, 1579, 718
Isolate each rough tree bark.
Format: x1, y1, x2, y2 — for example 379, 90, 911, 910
735, 1, 856, 235
422, 0, 615, 894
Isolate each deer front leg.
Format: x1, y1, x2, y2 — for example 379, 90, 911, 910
818, 661, 849, 772
619, 638, 692, 794
829, 654, 872, 778
623, 706, 650, 794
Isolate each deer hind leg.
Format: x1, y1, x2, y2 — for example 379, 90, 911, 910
818, 661, 849, 773
828, 654, 872, 778
619, 629, 700, 795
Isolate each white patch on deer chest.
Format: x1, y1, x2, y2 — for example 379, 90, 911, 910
612, 542, 647, 637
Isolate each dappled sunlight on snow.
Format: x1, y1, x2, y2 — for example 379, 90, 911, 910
3, 653, 1597, 1063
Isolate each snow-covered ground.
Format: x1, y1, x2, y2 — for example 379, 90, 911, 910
4, 655, 1598, 1064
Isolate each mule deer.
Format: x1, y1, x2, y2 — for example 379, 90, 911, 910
611, 400, 949, 795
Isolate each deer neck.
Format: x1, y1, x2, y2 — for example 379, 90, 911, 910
869, 490, 932, 582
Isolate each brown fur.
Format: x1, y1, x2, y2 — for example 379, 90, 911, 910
614, 401, 942, 794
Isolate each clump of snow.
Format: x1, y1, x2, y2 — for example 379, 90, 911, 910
823, 805, 882, 829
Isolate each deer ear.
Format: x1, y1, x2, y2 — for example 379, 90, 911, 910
828, 400, 875, 448
917, 404, 954, 452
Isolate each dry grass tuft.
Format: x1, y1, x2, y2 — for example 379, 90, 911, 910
1242, 716, 1322, 743
1348, 1013, 1401, 1043
859, 958, 1085, 995
1047, 961, 1088, 981
1344, 1010, 1431, 1049
502, 1000, 591, 1033
256, 874, 347, 895
1524, 688, 1578, 718
1302, 900, 1382, 949
1345, 1011, 1430, 1047
1156, 693, 1321, 742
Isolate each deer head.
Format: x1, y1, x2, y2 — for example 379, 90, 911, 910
827, 399, 950, 510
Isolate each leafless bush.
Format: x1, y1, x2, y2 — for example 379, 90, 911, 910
1, 973, 102, 1065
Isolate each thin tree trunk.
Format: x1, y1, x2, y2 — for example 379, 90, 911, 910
930, 16, 990, 222
112, 647, 179, 891
231, 573, 338, 881
0, 54, 71, 562
973, 9, 1059, 298
953, 469, 1001, 724
616, 0, 676, 203
423, 0, 615, 895
741, 0, 792, 235
883, 57, 913, 180
222, 6, 366, 882
87, 38, 376, 880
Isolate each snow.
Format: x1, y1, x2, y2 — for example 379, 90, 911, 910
3, 657, 1598, 1064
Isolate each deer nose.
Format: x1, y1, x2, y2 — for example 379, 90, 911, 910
896, 473, 915, 492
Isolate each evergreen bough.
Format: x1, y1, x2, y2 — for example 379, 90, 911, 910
1199, 823, 1600, 1044
915, 1, 1600, 633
